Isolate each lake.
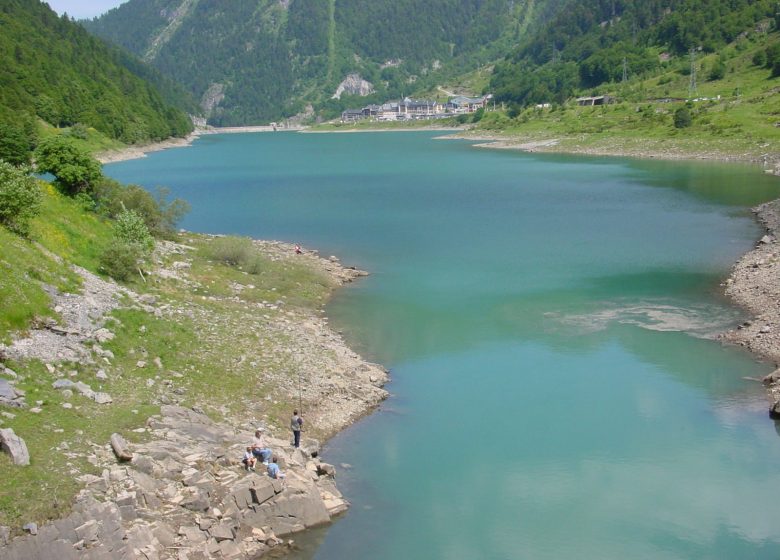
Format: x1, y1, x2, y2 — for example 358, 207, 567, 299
107, 131, 780, 560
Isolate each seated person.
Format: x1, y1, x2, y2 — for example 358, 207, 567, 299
267, 456, 286, 479
242, 446, 257, 471
251, 428, 272, 464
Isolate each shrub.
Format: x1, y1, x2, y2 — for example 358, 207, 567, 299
99, 240, 144, 281
94, 179, 189, 238
99, 210, 154, 281
673, 107, 693, 129
708, 59, 726, 81
114, 210, 155, 255
0, 161, 42, 235
753, 50, 768, 67
208, 236, 254, 266
34, 136, 102, 195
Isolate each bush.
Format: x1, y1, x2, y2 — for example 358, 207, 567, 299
708, 59, 726, 81
753, 50, 767, 67
99, 210, 154, 281
673, 107, 693, 129
114, 210, 155, 254
0, 161, 42, 235
208, 236, 254, 266
94, 179, 189, 238
99, 240, 144, 281
34, 136, 102, 195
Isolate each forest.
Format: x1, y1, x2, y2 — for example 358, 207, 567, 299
85, 0, 559, 125
0, 0, 195, 163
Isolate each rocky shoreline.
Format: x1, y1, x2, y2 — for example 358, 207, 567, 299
95, 126, 305, 165
720, 199, 780, 414
443, 131, 780, 176
0, 238, 388, 559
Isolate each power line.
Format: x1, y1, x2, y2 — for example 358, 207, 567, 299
689, 48, 697, 97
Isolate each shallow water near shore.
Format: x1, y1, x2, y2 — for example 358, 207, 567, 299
107, 131, 780, 559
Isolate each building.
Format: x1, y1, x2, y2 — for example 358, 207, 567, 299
446, 95, 491, 113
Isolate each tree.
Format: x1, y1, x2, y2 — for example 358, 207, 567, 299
0, 122, 32, 166
0, 161, 42, 236
708, 58, 726, 80
34, 136, 102, 195
674, 107, 693, 128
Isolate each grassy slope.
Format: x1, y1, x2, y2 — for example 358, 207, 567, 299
0, 185, 338, 531
470, 35, 780, 161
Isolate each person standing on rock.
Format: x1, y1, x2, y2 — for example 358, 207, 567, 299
291, 410, 303, 448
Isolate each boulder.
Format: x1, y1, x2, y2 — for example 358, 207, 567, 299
771, 400, 780, 419
0, 428, 30, 465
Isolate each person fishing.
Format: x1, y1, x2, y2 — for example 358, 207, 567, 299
291, 409, 303, 448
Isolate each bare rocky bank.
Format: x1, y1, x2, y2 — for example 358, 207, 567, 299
721, 199, 780, 414
0, 238, 388, 559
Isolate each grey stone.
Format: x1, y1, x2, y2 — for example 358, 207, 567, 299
132, 454, 156, 475
250, 478, 276, 505
178, 525, 207, 544
301, 438, 320, 457
0, 379, 17, 400
114, 492, 136, 508
316, 462, 336, 478
219, 539, 243, 559
0, 428, 30, 465
770, 400, 780, 419
0, 525, 9, 545
181, 488, 211, 512
74, 519, 99, 543
118, 505, 137, 521
763, 369, 780, 385
152, 523, 176, 548
93, 392, 113, 404
209, 521, 235, 542
23, 522, 38, 535
95, 370, 108, 381
52, 379, 75, 390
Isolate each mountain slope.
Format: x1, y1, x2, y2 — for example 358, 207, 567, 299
85, 0, 563, 125
490, 0, 779, 107
0, 0, 195, 161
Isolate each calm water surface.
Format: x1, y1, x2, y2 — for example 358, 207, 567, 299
107, 132, 780, 559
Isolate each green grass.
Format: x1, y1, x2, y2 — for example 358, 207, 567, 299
37, 120, 125, 154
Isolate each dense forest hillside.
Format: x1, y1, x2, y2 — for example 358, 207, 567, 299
85, 0, 564, 125
0, 0, 195, 164
490, 0, 780, 108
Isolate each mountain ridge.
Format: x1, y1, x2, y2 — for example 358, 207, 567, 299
85, 0, 563, 125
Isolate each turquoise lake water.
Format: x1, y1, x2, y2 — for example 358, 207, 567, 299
107, 131, 780, 559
